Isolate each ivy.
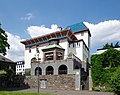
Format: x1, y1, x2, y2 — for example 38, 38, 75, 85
91, 48, 120, 92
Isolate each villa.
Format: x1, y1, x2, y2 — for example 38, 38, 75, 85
21, 22, 91, 90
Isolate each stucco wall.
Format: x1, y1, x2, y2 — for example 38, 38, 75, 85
75, 31, 90, 48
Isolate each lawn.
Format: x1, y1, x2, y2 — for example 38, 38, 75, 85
0, 91, 55, 95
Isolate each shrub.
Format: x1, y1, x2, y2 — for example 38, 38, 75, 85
110, 67, 120, 95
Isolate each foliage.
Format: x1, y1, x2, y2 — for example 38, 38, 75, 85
101, 48, 120, 68
0, 70, 6, 75
0, 91, 54, 95
91, 48, 120, 92
110, 67, 120, 95
5, 69, 15, 76
91, 55, 104, 87
103, 42, 120, 49
0, 27, 10, 55
68, 52, 74, 58
31, 57, 37, 63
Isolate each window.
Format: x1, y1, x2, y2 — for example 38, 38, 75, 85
56, 52, 63, 60
77, 42, 79, 46
73, 43, 74, 47
81, 32, 84, 36
36, 47, 39, 53
29, 48, 31, 53
45, 52, 54, 61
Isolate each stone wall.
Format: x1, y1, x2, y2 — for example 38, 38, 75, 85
25, 74, 75, 90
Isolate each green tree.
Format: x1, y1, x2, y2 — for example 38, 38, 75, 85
103, 43, 111, 49
0, 27, 10, 55
5, 69, 15, 76
114, 42, 120, 48
91, 48, 120, 91
101, 48, 120, 68
110, 67, 120, 95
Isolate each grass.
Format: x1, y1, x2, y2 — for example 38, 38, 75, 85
0, 91, 55, 95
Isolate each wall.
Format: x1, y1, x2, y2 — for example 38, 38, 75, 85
59, 39, 69, 59
31, 59, 75, 75
24, 38, 69, 70
75, 31, 90, 48
25, 75, 75, 90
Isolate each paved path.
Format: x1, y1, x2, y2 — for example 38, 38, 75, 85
15, 88, 114, 95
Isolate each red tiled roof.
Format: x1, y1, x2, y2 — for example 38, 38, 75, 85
21, 29, 78, 46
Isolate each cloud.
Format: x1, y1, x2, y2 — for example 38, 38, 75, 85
21, 13, 34, 21
27, 24, 60, 38
84, 20, 120, 50
5, 20, 120, 61
5, 32, 25, 62
4, 24, 60, 62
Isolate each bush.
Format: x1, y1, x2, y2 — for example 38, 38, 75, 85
5, 69, 15, 76
110, 67, 120, 95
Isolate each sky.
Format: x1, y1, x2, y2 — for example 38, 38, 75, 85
0, 0, 120, 61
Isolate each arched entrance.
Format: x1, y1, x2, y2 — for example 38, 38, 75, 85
58, 65, 67, 74
35, 67, 42, 75
46, 66, 54, 75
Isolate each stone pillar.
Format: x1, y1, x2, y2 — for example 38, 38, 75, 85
54, 50, 56, 62
54, 65, 58, 75
89, 68, 92, 91
75, 70, 81, 90
42, 67, 46, 75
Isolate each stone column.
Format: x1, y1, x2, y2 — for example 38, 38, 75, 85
89, 68, 92, 91
42, 66, 46, 75
75, 70, 81, 90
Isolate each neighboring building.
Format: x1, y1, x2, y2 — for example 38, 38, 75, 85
0, 55, 16, 72
21, 22, 91, 90
96, 47, 120, 54
16, 61, 25, 75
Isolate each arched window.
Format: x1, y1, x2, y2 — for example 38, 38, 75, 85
35, 67, 42, 75
46, 66, 54, 75
58, 65, 67, 74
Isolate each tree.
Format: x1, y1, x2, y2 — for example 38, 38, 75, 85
91, 48, 120, 91
110, 67, 120, 95
103, 42, 120, 49
0, 27, 10, 55
103, 43, 111, 49
101, 48, 120, 68
114, 42, 120, 48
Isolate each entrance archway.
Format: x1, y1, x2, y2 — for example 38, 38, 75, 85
35, 67, 42, 75
46, 66, 54, 75
58, 65, 67, 74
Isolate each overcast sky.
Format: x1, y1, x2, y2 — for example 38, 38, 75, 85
0, 0, 120, 61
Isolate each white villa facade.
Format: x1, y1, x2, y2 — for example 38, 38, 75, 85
21, 22, 91, 90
